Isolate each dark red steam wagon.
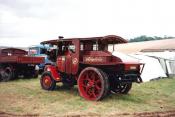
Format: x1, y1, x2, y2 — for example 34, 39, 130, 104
0, 48, 44, 81
40, 35, 143, 101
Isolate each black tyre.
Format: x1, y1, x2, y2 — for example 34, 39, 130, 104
111, 83, 132, 94
1, 67, 14, 82
40, 72, 56, 90
98, 69, 110, 99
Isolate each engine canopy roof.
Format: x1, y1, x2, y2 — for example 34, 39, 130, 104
41, 35, 127, 45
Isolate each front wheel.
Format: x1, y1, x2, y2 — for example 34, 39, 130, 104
40, 72, 56, 90
111, 83, 132, 94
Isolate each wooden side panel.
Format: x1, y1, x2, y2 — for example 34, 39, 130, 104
19, 56, 44, 64
0, 56, 44, 64
0, 56, 18, 63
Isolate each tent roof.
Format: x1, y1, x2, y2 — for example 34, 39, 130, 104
115, 39, 175, 54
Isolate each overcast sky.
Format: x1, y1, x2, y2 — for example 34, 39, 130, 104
0, 0, 175, 47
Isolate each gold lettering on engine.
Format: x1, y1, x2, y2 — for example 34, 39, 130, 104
84, 57, 104, 62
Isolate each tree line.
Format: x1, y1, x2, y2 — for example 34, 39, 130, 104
129, 35, 174, 42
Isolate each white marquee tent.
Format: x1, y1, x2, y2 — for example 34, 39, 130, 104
142, 51, 175, 77
112, 51, 168, 82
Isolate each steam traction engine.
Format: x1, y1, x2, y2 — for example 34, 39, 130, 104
40, 35, 143, 101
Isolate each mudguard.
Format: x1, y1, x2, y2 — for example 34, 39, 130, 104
44, 65, 61, 81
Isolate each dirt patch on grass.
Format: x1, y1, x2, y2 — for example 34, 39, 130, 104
1, 110, 175, 117
133, 110, 175, 117
0, 111, 39, 117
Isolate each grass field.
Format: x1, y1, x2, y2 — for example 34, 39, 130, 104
0, 77, 175, 116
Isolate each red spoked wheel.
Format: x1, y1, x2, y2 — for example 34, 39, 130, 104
78, 67, 109, 101
40, 72, 56, 90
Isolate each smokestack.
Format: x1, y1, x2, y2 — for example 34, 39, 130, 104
58, 36, 64, 39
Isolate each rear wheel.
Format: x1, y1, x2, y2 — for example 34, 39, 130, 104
40, 72, 56, 90
78, 67, 109, 101
111, 83, 132, 94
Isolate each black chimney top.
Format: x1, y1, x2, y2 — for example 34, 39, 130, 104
58, 36, 64, 39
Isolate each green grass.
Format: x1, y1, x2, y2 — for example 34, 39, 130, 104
0, 77, 175, 116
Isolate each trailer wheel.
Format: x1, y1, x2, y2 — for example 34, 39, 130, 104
78, 67, 109, 101
111, 83, 132, 94
40, 72, 56, 90
1, 67, 14, 82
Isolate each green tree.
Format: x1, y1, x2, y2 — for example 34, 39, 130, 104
129, 35, 174, 42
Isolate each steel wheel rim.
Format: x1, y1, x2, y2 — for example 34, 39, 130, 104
79, 70, 102, 100
42, 76, 52, 89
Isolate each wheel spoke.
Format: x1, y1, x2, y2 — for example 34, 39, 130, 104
84, 73, 92, 83
96, 79, 101, 83
91, 73, 96, 82
92, 91, 97, 98
87, 79, 91, 83
84, 74, 88, 80
87, 86, 91, 90
81, 83, 87, 87
118, 84, 122, 89
88, 71, 92, 78
83, 84, 91, 90
95, 85, 101, 90
4, 73, 8, 77
3, 72, 9, 79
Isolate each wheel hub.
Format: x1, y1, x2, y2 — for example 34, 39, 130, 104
43, 76, 51, 87
88, 81, 95, 87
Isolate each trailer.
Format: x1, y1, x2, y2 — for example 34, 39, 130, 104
40, 35, 143, 101
0, 48, 44, 81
